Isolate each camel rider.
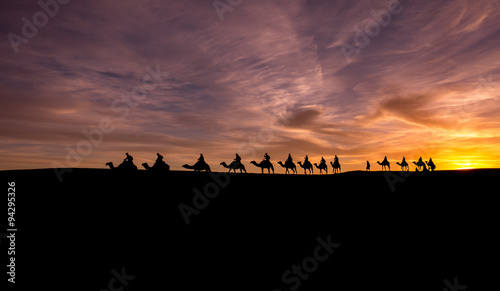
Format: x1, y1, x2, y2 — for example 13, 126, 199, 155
264, 153, 270, 161
124, 153, 133, 163
418, 156, 423, 164
304, 155, 309, 163
383, 156, 388, 163
286, 154, 293, 163
198, 154, 205, 163
402, 156, 406, 163
234, 153, 242, 165
320, 157, 326, 165
156, 153, 164, 164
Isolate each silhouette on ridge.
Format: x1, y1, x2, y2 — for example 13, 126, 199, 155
314, 157, 328, 174
220, 153, 247, 173
106, 152, 138, 172
396, 156, 409, 172
331, 155, 341, 174
251, 153, 274, 174
297, 155, 313, 175
182, 154, 211, 172
142, 153, 170, 172
426, 158, 436, 171
377, 156, 391, 171
278, 154, 297, 174
413, 157, 426, 171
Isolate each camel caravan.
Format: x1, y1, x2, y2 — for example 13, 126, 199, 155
375, 156, 436, 172
106, 152, 436, 174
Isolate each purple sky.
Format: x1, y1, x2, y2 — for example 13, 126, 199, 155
1, 0, 500, 172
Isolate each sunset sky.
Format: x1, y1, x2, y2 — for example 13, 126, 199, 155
1, 0, 499, 173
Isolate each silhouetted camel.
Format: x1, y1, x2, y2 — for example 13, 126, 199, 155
251, 160, 274, 174
278, 161, 297, 174
426, 159, 436, 171
396, 161, 409, 172
220, 161, 247, 173
330, 160, 341, 174
182, 160, 211, 172
314, 162, 328, 174
377, 160, 391, 171
297, 161, 313, 175
142, 162, 170, 172
413, 161, 425, 171
106, 161, 138, 171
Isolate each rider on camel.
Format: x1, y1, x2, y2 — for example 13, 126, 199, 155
124, 153, 133, 163
156, 153, 164, 164
234, 153, 242, 165
320, 157, 326, 166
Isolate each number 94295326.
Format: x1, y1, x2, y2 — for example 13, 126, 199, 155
8, 182, 15, 227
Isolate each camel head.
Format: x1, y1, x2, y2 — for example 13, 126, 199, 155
250, 161, 258, 165
220, 162, 228, 167
278, 161, 285, 166
182, 164, 190, 169
297, 161, 303, 166
377, 161, 382, 165
142, 163, 150, 170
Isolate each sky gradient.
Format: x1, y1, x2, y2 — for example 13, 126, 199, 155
1, 0, 500, 173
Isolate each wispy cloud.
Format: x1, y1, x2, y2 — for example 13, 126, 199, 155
1, 0, 500, 172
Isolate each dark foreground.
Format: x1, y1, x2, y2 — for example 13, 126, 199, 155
1, 168, 498, 290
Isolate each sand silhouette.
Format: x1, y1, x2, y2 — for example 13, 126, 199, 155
0, 168, 497, 290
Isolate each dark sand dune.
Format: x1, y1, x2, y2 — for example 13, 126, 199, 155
0, 169, 498, 290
